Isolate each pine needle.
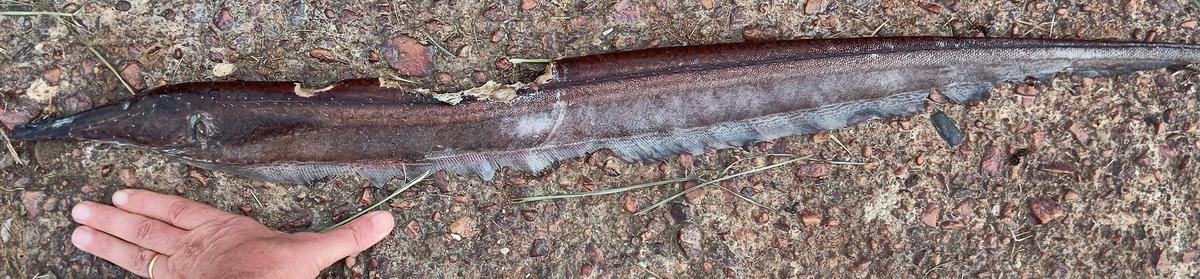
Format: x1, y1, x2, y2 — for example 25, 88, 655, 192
634, 155, 809, 215
512, 177, 694, 203
0, 10, 74, 17
508, 58, 552, 64
320, 171, 431, 233
0, 128, 23, 165
52, 15, 137, 95
515, 153, 866, 215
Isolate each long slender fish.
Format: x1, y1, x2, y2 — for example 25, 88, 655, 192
10, 37, 1200, 185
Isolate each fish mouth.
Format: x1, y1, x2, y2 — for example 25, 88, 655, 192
9, 116, 80, 141
7, 103, 131, 143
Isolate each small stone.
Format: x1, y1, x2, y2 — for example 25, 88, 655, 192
677, 224, 702, 258
521, 0, 538, 11
436, 72, 455, 86
1015, 84, 1039, 96
115, 1, 131, 11
610, 0, 640, 24
80, 184, 94, 194
42, 68, 62, 86
120, 62, 144, 90
405, 220, 422, 239
741, 24, 780, 43
309, 48, 336, 62
804, 0, 831, 14
471, 70, 489, 84
580, 263, 593, 277
668, 203, 691, 224
931, 111, 965, 147
1182, 250, 1197, 263
448, 216, 478, 239
21, 191, 46, 218
794, 163, 831, 178
622, 194, 637, 212
380, 35, 434, 77
529, 239, 550, 257
979, 144, 1007, 176
212, 63, 235, 77
1027, 198, 1063, 224
494, 57, 512, 70
683, 185, 705, 204
214, 8, 234, 31
1182, 20, 1198, 29
919, 204, 941, 227
483, 6, 507, 21
1061, 189, 1079, 201
239, 204, 253, 215
699, 0, 714, 9
520, 210, 537, 222
677, 153, 694, 170
755, 211, 770, 224
799, 212, 821, 226
1066, 120, 1091, 145
118, 168, 137, 187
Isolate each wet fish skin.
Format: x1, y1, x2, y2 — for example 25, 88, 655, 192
9, 37, 1200, 184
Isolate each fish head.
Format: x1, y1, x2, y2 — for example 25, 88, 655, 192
9, 88, 215, 153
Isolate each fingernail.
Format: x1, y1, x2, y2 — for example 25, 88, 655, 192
72, 227, 94, 246
112, 190, 128, 206
71, 203, 92, 222
370, 212, 393, 232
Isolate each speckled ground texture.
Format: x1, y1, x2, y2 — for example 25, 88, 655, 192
2, 0, 1200, 278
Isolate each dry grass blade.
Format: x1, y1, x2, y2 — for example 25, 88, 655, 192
0, 10, 74, 16
34, 10, 138, 95
508, 58, 553, 64
320, 171, 432, 233
513, 177, 693, 203
634, 155, 809, 215
0, 128, 23, 165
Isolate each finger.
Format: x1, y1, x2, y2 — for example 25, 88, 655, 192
72, 226, 171, 278
111, 189, 231, 229
72, 201, 187, 255
301, 211, 395, 266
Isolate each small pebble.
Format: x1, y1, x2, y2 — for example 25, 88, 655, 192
448, 216, 477, 239
309, 48, 336, 62
115, 1, 131, 11
1062, 188, 1079, 201
529, 239, 550, 257
799, 212, 821, 226
1027, 198, 1063, 224
930, 111, 964, 147
380, 35, 433, 77
214, 8, 235, 31
21, 191, 46, 219
804, 0, 831, 14
919, 204, 940, 227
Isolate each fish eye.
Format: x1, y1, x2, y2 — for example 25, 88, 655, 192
189, 115, 214, 141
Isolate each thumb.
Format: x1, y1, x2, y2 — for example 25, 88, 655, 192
305, 211, 396, 265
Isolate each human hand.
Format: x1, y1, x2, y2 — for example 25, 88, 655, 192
69, 189, 395, 278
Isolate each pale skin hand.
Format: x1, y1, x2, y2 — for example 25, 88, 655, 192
70, 189, 395, 278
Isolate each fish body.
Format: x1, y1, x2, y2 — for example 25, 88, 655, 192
10, 37, 1200, 184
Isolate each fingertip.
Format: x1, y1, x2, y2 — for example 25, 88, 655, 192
369, 211, 395, 234
71, 226, 95, 248
71, 202, 93, 222
111, 190, 129, 206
